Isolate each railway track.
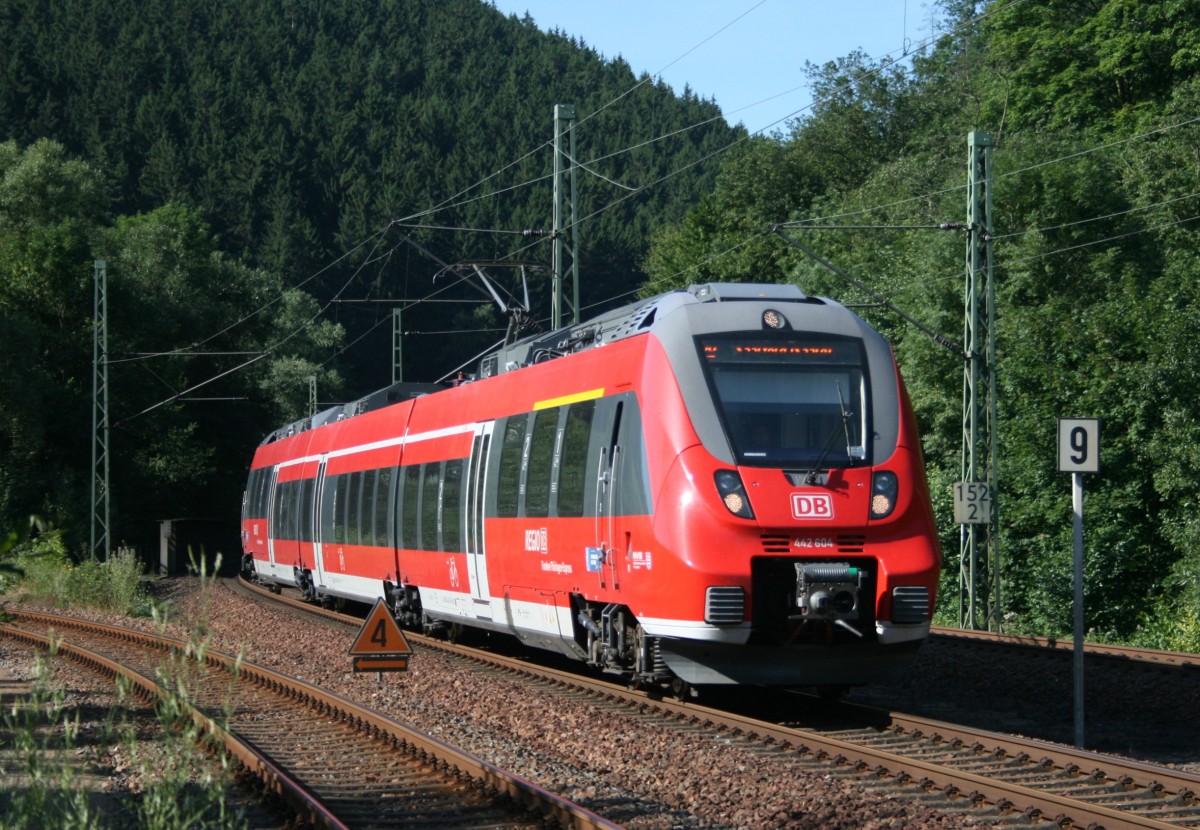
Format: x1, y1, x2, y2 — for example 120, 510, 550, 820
931, 625, 1200, 671
0, 608, 621, 830
236, 576, 1200, 829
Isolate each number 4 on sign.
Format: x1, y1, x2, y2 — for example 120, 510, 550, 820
349, 599, 413, 673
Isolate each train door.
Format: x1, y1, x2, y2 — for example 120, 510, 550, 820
268, 473, 301, 574
311, 457, 330, 590
465, 422, 494, 612
596, 403, 621, 590
594, 393, 652, 591
263, 465, 280, 572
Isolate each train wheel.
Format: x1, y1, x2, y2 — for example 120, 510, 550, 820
670, 677, 692, 700
447, 622, 466, 644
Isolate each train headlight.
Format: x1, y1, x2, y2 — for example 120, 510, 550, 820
870, 471, 898, 519
761, 308, 790, 330
714, 470, 755, 519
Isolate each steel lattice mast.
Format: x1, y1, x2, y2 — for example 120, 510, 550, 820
551, 103, 579, 329
90, 259, 110, 562
959, 131, 1001, 630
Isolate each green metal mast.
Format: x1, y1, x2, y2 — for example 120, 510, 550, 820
959, 131, 1001, 630
552, 103, 579, 329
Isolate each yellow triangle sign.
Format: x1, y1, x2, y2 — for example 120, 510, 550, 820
349, 598, 413, 656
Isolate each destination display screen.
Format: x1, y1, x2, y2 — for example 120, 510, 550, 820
701, 338, 859, 365
697, 336, 869, 468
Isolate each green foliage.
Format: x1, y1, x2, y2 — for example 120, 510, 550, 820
3, 0, 1198, 646
643, 0, 1200, 644
4, 540, 151, 617
0, 0, 739, 552
0, 140, 347, 548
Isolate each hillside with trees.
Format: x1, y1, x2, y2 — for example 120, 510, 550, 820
643, 0, 1200, 649
3, 0, 1198, 650
0, 0, 739, 553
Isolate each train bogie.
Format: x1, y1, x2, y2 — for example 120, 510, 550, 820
241, 283, 940, 689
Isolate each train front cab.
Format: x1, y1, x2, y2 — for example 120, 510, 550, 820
642, 293, 941, 687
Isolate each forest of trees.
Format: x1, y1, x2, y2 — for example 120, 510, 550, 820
643, 0, 1200, 649
2, 0, 1198, 648
0, 0, 737, 554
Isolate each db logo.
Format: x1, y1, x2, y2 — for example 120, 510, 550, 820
791, 492, 834, 520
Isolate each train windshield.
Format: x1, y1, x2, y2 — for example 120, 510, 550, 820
698, 336, 869, 469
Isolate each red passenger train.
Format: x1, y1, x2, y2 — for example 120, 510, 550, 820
241, 283, 940, 690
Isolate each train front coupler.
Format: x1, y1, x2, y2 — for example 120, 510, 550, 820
792, 562, 867, 637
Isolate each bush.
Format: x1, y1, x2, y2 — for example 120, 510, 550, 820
2, 533, 151, 617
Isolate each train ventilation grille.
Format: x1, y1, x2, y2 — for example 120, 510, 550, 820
760, 534, 790, 553
837, 535, 866, 553
760, 534, 869, 554
705, 586, 745, 625
892, 586, 929, 624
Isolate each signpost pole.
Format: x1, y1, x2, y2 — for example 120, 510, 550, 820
1072, 471, 1085, 748
1058, 417, 1098, 749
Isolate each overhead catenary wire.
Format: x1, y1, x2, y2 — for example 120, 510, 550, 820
117, 0, 1096, 405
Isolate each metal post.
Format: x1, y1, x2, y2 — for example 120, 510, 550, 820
90, 260, 110, 562
392, 308, 403, 384
959, 131, 1000, 631
307, 375, 317, 418
552, 104, 579, 330
1072, 471, 1085, 747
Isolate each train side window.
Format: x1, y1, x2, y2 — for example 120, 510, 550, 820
375, 468, 392, 548
242, 470, 255, 521
320, 474, 342, 544
336, 474, 351, 544
300, 478, 315, 543
292, 480, 304, 540
345, 472, 359, 546
420, 464, 440, 551
558, 400, 595, 518
614, 394, 652, 516
525, 407, 558, 518
276, 481, 287, 539
260, 470, 272, 518
401, 465, 420, 550
361, 470, 377, 546
283, 481, 297, 540
253, 469, 269, 517
496, 416, 528, 518
442, 459, 463, 552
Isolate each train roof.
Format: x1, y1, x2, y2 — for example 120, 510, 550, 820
477, 282, 831, 379
259, 282, 843, 447
260, 380, 444, 446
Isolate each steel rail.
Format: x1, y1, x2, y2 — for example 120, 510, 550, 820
235, 577, 1199, 828
0, 619, 346, 830
931, 625, 1200, 670
2, 610, 623, 830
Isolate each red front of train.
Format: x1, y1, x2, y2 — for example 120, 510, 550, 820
241, 283, 941, 689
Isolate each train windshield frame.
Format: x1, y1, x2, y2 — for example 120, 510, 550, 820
697, 334, 871, 470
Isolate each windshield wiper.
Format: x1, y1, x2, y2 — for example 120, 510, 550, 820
803, 382, 854, 486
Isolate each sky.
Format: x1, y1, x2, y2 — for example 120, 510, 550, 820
488, 0, 935, 133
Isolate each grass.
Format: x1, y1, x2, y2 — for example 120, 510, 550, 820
1, 533, 250, 829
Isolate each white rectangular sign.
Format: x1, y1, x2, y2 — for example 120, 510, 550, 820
1058, 419, 1100, 473
953, 481, 991, 525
